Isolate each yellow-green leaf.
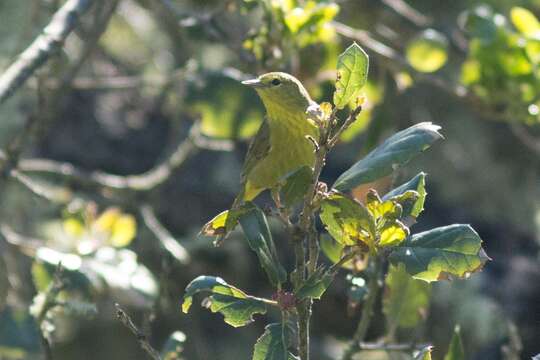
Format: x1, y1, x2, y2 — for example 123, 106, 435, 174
253, 323, 298, 360
334, 42, 369, 109
379, 220, 409, 247
510, 7, 540, 36
444, 325, 465, 360
110, 214, 137, 247
406, 29, 449, 73
415, 346, 434, 360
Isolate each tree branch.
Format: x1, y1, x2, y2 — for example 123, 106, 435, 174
115, 304, 162, 360
0, 0, 95, 105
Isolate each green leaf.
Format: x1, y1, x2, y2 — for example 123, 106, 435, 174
389, 224, 490, 282
279, 166, 313, 208
444, 325, 465, 360
379, 220, 409, 247
334, 42, 369, 109
161, 331, 186, 359
383, 172, 427, 219
295, 268, 334, 300
415, 346, 434, 360
383, 264, 431, 331
406, 29, 449, 73
334, 122, 443, 192
510, 7, 540, 36
200, 204, 252, 237
182, 276, 267, 327
319, 192, 376, 248
238, 204, 287, 286
252, 323, 298, 360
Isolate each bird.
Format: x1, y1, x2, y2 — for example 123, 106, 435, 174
237, 72, 319, 203
202, 72, 320, 239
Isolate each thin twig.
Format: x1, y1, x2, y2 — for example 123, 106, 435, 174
381, 0, 432, 27
115, 304, 162, 360
0, 0, 95, 104
358, 342, 430, 352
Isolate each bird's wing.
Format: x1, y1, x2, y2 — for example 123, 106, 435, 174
240, 118, 271, 183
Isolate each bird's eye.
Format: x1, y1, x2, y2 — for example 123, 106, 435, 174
271, 78, 281, 86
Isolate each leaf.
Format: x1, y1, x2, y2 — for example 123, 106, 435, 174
252, 323, 298, 360
319, 192, 376, 248
200, 205, 251, 237
182, 276, 267, 327
161, 331, 186, 359
383, 264, 431, 331
295, 268, 334, 300
279, 166, 313, 208
510, 7, 540, 36
388, 224, 490, 282
334, 42, 369, 109
406, 29, 449, 73
444, 325, 465, 360
379, 220, 409, 247
238, 204, 287, 286
383, 172, 427, 219
109, 214, 137, 247
334, 122, 443, 192
365, 190, 409, 247
415, 346, 434, 360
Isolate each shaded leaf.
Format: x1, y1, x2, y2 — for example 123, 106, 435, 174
389, 224, 490, 282
239, 204, 287, 286
406, 29, 449, 73
383, 172, 427, 219
295, 268, 334, 300
334, 42, 369, 109
253, 323, 298, 360
182, 276, 267, 327
334, 123, 443, 192
279, 166, 313, 208
383, 264, 431, 330
415, 346, 434, 360
319, 192, 376, 248
444, 325, 465, 360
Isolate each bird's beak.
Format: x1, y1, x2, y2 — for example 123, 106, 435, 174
241, 78, 264, 88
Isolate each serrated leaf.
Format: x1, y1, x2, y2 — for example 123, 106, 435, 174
415, 346, 434, 360
319, 192, 376, 248
182, 276, 267, 327
383, 264, 431, 331
334, 123, 443, 192
334, 42, 369, 109
238, 204, 287, 286
510, 7, 540, 36
279, 166, 313, 208
389, 224, 490, 282
444, 325, 465, 360
379, 220, 409, 247
253, 323, 298, 360
295, 268, 334, 300
383, 173, 427, 219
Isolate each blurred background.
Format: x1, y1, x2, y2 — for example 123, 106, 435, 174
0, 0, 539, 359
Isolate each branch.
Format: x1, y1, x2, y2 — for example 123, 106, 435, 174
0, 0, 95, 105
115, 304, 162, 360
358, 342, 431, 352
381, 0, 432, 27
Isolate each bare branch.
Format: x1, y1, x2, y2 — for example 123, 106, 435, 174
115, 304, 162, 360
0, 0, 95, 105
381, 0, 432, 27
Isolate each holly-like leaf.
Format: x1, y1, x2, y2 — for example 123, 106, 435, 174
252, 323, 298, 360
444, 326, 465, 360
295, 268, 335, 300
379, 220, 409, 247
319, 192, 376, 248
334, 42, 369, 109
200, 205, 251, 237
389, 224, 490, 282
415, 346, 434, 360
182, 276, 267, 327
366, 189, 409, 247
279, 166, 313, 208
238, 204, 287, 286
383, 264, 431, 331
383, 172, 427, 219
334, 123, 443, 192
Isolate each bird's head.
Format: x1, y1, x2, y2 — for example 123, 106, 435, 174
242, 72, 313, 115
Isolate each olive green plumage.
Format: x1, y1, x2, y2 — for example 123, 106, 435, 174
238, 72, 319, 202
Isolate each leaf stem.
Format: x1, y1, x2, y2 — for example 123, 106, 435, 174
341, 256, 383, 360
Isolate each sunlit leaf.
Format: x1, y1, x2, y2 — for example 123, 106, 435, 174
252, 323, 298, 360
461, 59, 482, 85
383, 264, 431, 331
389, 224, 490, 282
319, 192, 376, 248
109, 214, 137, 248
379, 220, 409, 247
63, 217, 85, 237
406, 29, 449, 73
201, 205, 252, 237
279, 166, 313, 208
383, 172, 427, 219
334, 42, 369, 109
444, 325, 465, 360
334, 122, 443, 192
238, 204, 287, 286
510, 7, 540, 36
295, 267, 334, 300
415, 346, 434, 360
94, 208, 121, 232
182, 276, 267, 327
